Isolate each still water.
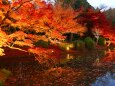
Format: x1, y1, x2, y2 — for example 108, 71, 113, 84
92, 72, 115, 86
0, 48, 115, 86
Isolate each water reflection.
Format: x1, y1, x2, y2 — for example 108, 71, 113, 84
92, 71, 115, 86
58, 48, 115, 86
0, 47, 114, 85
62, 47, 115, 66
66, 54, 74, 60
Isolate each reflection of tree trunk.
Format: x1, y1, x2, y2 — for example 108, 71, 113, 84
69, 33, 73, 42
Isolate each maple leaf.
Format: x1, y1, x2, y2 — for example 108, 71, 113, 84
0, 48, 5, 56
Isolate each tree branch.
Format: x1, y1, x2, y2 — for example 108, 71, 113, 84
8, 46, 28, 52
0, 0, 33, 26
11, 0, 33, 11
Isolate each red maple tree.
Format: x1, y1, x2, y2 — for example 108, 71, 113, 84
0, 0, 86, 63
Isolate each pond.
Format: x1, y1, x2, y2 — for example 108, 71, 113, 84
0, 48, 115, 86
92, 72, 115, 86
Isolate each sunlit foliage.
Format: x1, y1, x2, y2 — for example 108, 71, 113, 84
0, 0, 86, 62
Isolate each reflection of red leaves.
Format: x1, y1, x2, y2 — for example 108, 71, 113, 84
42, 67, 83, 85
28, 46, 63, 64
28, 46, 62, 58
48, 46, 63, 58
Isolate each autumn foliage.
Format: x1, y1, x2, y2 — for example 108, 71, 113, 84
0, 0, 86, 63
77, 9, 115, 44
0, 0, 115, 63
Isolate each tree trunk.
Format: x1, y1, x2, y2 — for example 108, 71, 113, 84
69, 33, 73, 42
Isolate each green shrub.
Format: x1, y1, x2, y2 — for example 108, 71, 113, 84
0, 81, 3, 86
0, 69, 12, 86
33, 40, 50, 48
74, 40, 85, 50
98, 37, 106, 46
84, 37, 95, 50
58, 43, 69, 51
1, 69, 12, 77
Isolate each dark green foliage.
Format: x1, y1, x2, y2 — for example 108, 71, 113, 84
72, 0, 92, 10
24, 29, 36, 34
8, 26, 20, 34
58, 0, 93, 10
112, 19, 115, 26
24, 30, 45, 36
1, 26, 20, 34
74, 40, 85, 50
104, 8, 115, 26
98, 37, 106, 46
84, 37, 95, 50
63, 0, 71, 3
33, 40, 50, 48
